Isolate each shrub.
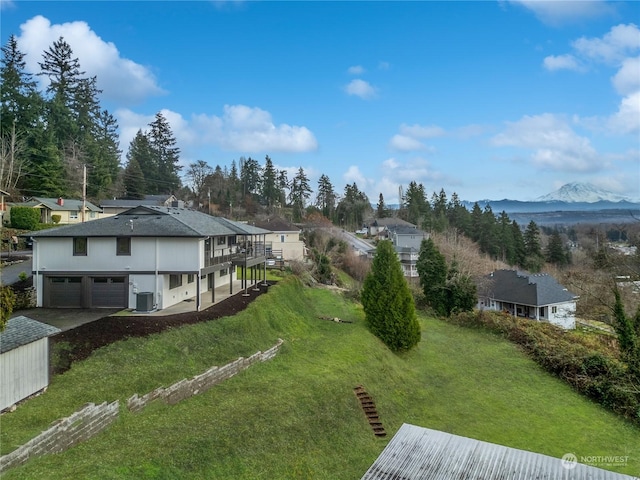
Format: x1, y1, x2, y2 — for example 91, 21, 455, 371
51, 214, 61, 224
10, 206, 40, 230
362, 240, 421, 352
0, 285, 16, 331
18, 271, 28, 282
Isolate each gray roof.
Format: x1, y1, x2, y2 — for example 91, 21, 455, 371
28, 206, 270, 239
100, 195, 177, 208
484, 270, 577, 306
253, 216, 300, 233
18, 197, 101, 212
388, 225, 426, 236
370, 217, 415, 228
1, 316, 61, 354
362, 424, 635, 480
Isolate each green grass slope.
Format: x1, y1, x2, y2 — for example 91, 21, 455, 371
2, 277, 639, 478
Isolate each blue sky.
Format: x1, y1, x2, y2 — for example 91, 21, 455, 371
1, 0, 639, 203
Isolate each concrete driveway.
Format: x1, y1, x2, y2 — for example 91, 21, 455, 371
0, 254, 32, 285
9, 307, 121, 332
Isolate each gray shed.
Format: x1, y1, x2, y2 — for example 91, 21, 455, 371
362, 423, 636, 479
0, 316, 60, 411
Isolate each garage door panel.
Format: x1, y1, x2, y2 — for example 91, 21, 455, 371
48, 277, 82, 308
91, 277, 127, 308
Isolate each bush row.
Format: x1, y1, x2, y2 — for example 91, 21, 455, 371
448, 310, 640, 425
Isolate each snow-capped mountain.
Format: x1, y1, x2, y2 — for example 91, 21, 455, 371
536, 182, 632, 203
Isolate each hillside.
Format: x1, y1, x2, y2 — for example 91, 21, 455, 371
1, 278, 639, 478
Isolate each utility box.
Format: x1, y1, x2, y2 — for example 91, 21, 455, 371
136, 292, 154, 312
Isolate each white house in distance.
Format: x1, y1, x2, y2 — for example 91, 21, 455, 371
252, 216, 305, 262
477, 270, 578, 329
1, 316, 61, 411
27, 206, 270, 312
369, 224, 428, 278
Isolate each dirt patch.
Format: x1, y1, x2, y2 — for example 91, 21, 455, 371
50, 282, 274, 374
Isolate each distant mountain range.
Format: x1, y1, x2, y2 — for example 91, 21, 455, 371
459, 182, 640, 225
535, 182, 633, 203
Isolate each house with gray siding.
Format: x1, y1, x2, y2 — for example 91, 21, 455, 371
369, 224, 428, 278
477, 269, 578, 329
1, 316, 60, 411
26, 206, 270, 312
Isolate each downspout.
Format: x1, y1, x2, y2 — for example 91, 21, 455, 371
155, 238, 160, 309
33, 238, 40, 307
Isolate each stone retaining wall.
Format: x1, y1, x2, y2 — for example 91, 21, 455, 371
128, 338, 283, 412
0, 401, 119, 473
0, 339, 284, 473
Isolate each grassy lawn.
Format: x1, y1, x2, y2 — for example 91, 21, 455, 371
2, 277, 639, 478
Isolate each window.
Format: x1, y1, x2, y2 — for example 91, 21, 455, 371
217, 236, 226, 245
187, 274, 195, 284
116, 237, 131, 256
89, 211, 96, 219
73, 237, 87, 256
551, 306, 558, 314
280, 235, 285, 243
70, 211, 78, 220
220, 268, 228, 276
169, 274, 183, 289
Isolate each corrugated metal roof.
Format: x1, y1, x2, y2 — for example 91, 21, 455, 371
362, 424, 636, 480
0, 316, 61, 354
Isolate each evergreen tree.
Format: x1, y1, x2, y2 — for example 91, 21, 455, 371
1, 35, 42, 133
403, 181, 430, 227
123, 156, 145, 199
523, 220, 544, 272
376, 192, 388, 218
186, 160, 212, 207
546, 229, 569, 267
335, 182, 371, 230
289, 166, 312, 221
260, 155, 279, 211
316, 173, 336, 219
86, 109, 121, 198
240, 156, 261, 200
446, 192, 470, 233
277, 169, 289, 208
444, 260, 477, 315
431, 189, 448, 232
362, 240, 421, 352
125, 130, 153, 195
612, 289, 640, 377
416, 237, 448, 316
511, 220, 526, 268
148, 111, 181, 193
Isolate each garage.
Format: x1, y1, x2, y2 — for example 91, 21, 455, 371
90, 277, 127, 308
44, 275, 128, 309
46, 277, 83, 308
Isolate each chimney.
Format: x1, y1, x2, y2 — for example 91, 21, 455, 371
57, 197, 64, 206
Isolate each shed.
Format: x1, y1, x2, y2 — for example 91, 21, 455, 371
0, 316, 61, 411
362, 424, 634, 479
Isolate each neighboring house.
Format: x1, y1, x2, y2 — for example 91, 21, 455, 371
252, 216, 305, 262
367, 217, 415, 237
386, 225, 428, 278
27, 206, 269, 312
362, 423, 634, 479
477, 269, 578, 329
12, 197, 102, 224
0, 188, 9, 225
1, 316, 61, 411
100, 195, 183, 217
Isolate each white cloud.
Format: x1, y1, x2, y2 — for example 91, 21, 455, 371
607, 91, 640, 135
399, 123, 446, 139
344, 79, 377, 99
17, 15, 164, 105
509, 0, 615, 25
388, 123, 445, 152
491, 113, 603, 172
572, 23, 640, 65
118, 104, 318, 156
347, 65, 365, 75
612, 56, 640, 95
543, 54, 583, 71
343, 165, 369, 188
0, 0, 15, 10
389, 135, 426, 152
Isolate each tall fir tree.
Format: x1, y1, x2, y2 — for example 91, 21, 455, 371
416, 237, 448, 317
289, 167, 312, 221
362, 240, 421, 352
125, 130, 153, 196
260, 155, 279, 211
315, 173, 336, 219
148, 112, 181, 193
